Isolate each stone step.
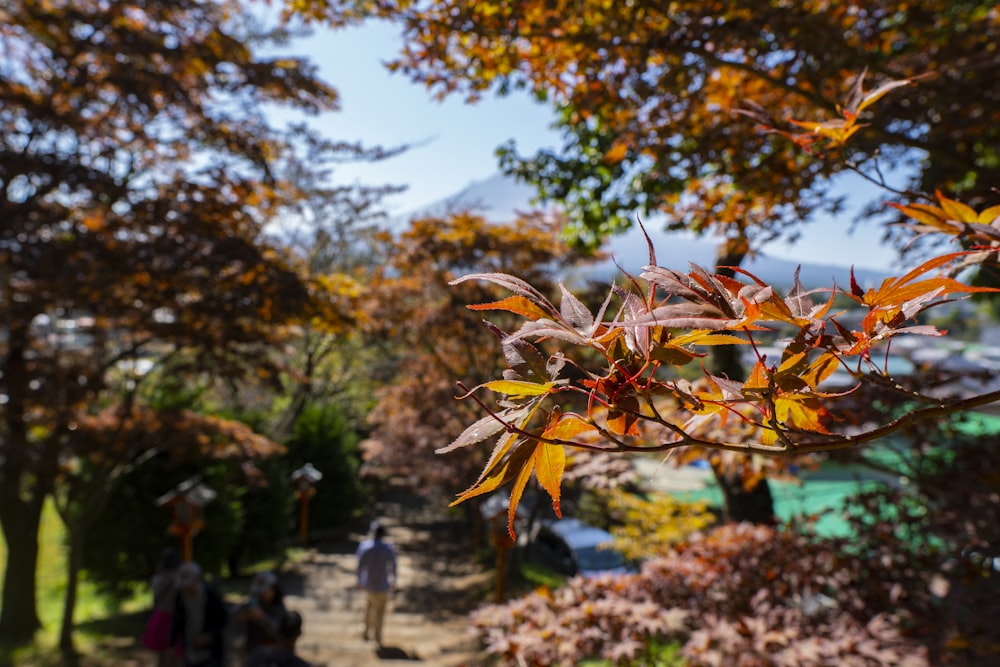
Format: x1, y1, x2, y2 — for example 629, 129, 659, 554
266, 502, 485, 667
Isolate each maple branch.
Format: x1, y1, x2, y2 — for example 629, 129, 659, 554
641, 392, 696, 443
99, 335, 156, 374
454, 381, 618, 453
587, 419, 640, 453
632, 389, 1000, 457
858, 370, 965, 406
468, 378, 1000, 461
843, 153, 925, 202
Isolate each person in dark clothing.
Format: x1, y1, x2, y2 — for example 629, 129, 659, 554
246, 610, 311, 667
236, 570, 287, 658
170, 562, 229, 667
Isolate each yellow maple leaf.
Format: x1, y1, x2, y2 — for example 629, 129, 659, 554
541, 414, 596, 440
477, 379, 556, 398
532, 443, 566, 518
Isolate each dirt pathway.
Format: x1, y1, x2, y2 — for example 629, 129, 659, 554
279, 493, 490, 667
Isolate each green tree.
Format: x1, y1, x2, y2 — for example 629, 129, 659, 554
77, 409, 287, 595
285, 402, 370, 530
269, 128, 407, 437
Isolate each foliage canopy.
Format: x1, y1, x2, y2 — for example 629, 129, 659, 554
298, 0, 1000, 250
0, 0, 383, 644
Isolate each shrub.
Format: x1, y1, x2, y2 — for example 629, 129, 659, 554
83, 455, 290, 593
471, 524, 930, 666
284, 402, 372, 530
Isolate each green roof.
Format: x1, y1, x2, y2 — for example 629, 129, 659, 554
657, 411, 1000, 537
677, 466, 887, 537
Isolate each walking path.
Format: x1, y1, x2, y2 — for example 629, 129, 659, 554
279, 494, 489, 667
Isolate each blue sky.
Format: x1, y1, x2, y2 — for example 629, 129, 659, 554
288, 20, 910, 272
291, 21, 557, 213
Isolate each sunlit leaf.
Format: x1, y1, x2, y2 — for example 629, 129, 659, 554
477, 379, 557, 397
507, 319, 588, 344
856, 252, 1000, 311
559, 282, 595, 331
541, 414, 597, 440
506, 445, 538, 537
742, 360, 770, 394
977, 205, 1000, 224
936, 191, 978, 222
468, 295, 553, 320
451, 440, 535, 507
437, 409, 523, 454
776, 394, 830, 434
450, 272, 557, 313
670, 330, 749, 347
606, 396, 641, 436
853, 77, 917, 113
533, 442, 566, 517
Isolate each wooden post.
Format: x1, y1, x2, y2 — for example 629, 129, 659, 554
491, 519, 514, 603
157, 477, 215, 564
175, 500, 195, 562
181, 527, 193, 563
299, 493, 309, 546
291, 464, 322, 547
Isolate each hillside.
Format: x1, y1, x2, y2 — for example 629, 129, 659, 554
392, 173, 895, 290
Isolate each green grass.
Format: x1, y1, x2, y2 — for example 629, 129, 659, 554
0, 501, 150, 661
579, 640, 687, 666
0, 502, 307, 664
520, 561, 567, 590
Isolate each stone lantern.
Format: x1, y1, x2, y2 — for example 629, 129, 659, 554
290, 463, 323, 546
156, 476, 217, 562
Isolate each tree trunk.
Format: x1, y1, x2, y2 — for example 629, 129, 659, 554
706, 335, 778, 524
0, 500, 44, 645
715, 467, 777, 524
707, 240, 777, 524
58, 524, 83, 662
0, 325, 46, 644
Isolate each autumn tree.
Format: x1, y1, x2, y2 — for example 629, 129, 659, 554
54, 408, 284, 655
295, 0, 1000, 520
306, 0, 1000, 244
416, 77, 1000, 536
266, 129, 406, 437
359, 211, 596, 493
0, 0, 378, 645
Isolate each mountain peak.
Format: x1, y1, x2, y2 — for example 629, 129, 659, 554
395, 172, 892, 289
